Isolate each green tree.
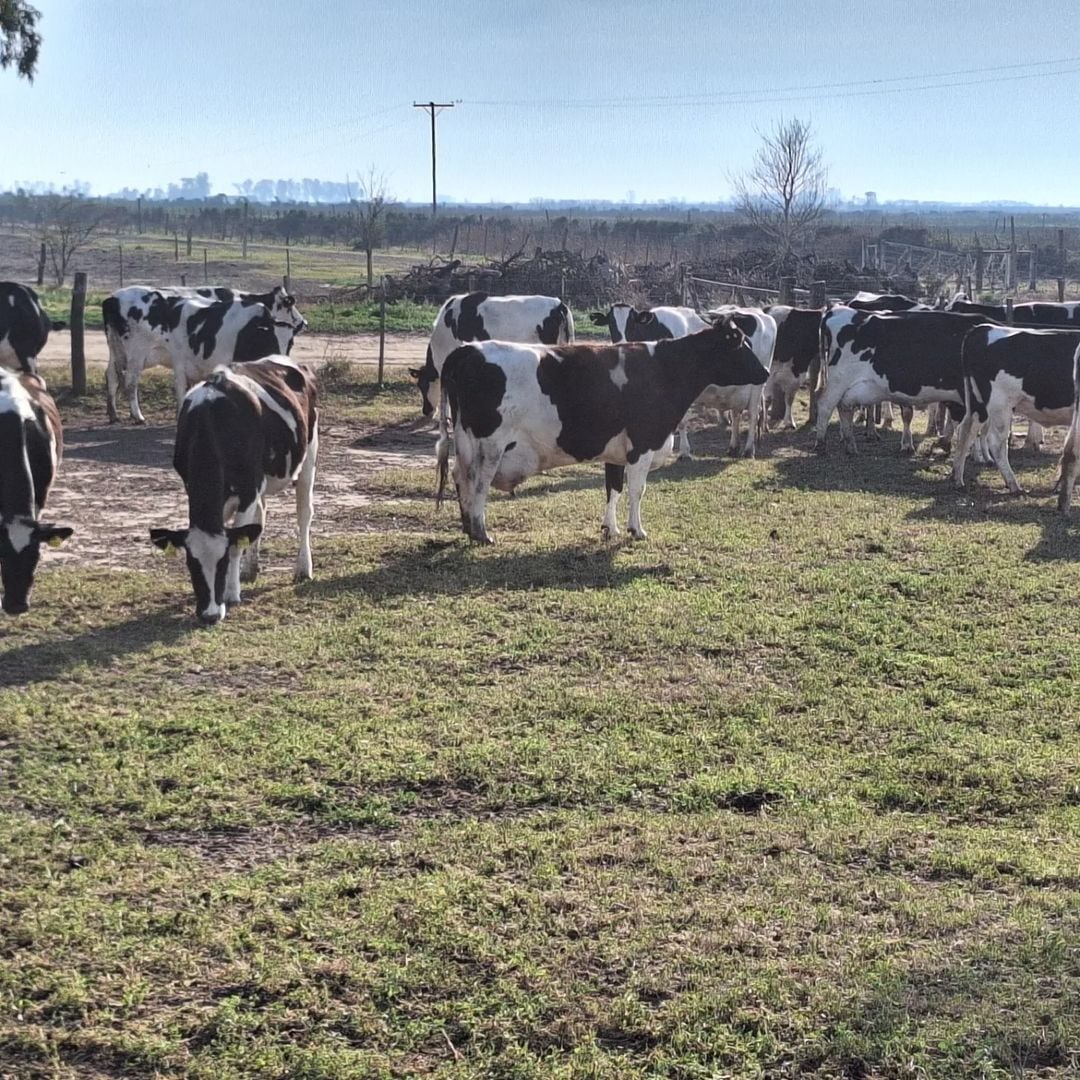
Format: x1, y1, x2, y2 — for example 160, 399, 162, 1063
1, 0, 41, 81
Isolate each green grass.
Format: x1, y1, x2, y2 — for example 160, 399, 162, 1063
2, 373, 1078, 1078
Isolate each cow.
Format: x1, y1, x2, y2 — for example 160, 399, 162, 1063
948, 292, 1080, 327
762, 305, 823, 428
952, 325, 1079, 492
410, 293, 574, 418
436, 319, 765, 544
149, 356, 318, 625
846, 291, 930, 312
0, 368, 73, 614
814, 307, 989, 454
103, 285, 307, 424
0, 282, 63, 374
1056, 344, 1080, 513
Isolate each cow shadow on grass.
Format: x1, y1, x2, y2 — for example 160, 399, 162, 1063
301, 537, 672, 603
0, 605, 192, 688
61, 424, 175, 469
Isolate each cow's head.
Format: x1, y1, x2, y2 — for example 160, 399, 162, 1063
150, 523, 262, 625
593, 305, 671, 344
0, 517, 73, 615
270, 289, 307, 338
410, 345, 439, 417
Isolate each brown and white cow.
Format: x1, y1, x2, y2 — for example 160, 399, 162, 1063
150, 356, 318, 625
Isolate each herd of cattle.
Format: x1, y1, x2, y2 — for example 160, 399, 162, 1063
2, 278, 1080, 623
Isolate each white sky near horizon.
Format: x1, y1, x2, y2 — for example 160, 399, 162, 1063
3, 0, 1080, 205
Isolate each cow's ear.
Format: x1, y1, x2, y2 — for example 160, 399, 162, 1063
588, 312, 608, 325
33, 524, 73, 549
227, 524, 263, 550
150, 527, 187, 554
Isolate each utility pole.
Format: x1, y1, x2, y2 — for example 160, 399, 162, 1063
413, 101, 455, 215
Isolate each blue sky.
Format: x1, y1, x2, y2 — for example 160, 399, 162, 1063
4, 0, 1080, 204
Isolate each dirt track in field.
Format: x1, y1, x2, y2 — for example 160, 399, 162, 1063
34, 328, 429, 372
37, 333, 440, 574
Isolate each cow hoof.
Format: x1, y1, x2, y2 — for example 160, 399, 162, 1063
238, 564, 260, 584
815, 441, 827, 456
727, 446, 740, 458
601, 525, 619, 541
132, 417, 147, 427
224, 593, 242, 606
900, 445, 915, 456
628, 529, 647, 541
742, 447, 756, 459
293, 568, 313, 583
677, 450, 692, 461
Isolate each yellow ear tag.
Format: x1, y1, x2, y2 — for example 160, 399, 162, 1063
164, 542, 176, 556
47, 535, 64, 549
235, 536, 251, 550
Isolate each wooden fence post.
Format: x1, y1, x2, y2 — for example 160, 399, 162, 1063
1059, 229, 1066, 302
204, 248, 209, 284
810, 280, 827, 309
1029, 245, 1037, 291
174, 232, 179, 261
1007, 216, 1017, 292
778, 276, 795, 305
242, 199, 249, 258
378, 277, 387, 388
975, 246, 984, 294
70, 271, 87, 396
285, 244, 291, 293
119, 243, 124, 286
186, 226, 193, 257
1005, 297, 1014, 326
180, 273, 187, 287
36, 241, 46, 286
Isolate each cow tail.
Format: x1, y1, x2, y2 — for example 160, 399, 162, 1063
435, 378, 452, 508
561, 302, 575, 344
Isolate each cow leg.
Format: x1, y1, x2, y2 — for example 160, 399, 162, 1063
986, 412, 1024, 493
602, 464, 624, 539
676, 415, 692, 459
727, 407, 741, 456
105, 356, 122, 424
951, 412, 981, 488
1058, 423, 1080, 513
173, 365, 190, 418
880, 402, 894, 430
453, 438, 498, 544
813, 378, 848, 452
292, 425, 319, 581
838, 406, 859, 455
125, 369, 147, 425
899, 407, 916, 454
626, 454, 653, 540
743, 390, 761, 457
1023, 420, 1045, 452
236, 496, 266, 584
864, 405, 880, 441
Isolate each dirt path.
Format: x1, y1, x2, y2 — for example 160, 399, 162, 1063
43, 405, 439, 573
35, 329, 429, 373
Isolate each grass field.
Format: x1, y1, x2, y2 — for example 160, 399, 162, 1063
1, 371, 1078, 1079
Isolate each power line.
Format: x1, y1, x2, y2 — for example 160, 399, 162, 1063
413, 101, 455, 215
466, 55, 1080, 110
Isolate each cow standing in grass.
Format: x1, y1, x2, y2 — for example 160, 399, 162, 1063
0, 368, 72, 614
150, 356, 318, 625
437, 320, 764, 544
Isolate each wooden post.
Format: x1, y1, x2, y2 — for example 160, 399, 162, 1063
36, 241, 46, 286
70, 271, 87, 396
966, 275, 973, 300
377, 277, 386, 388
285, 245, 291, 293
810, 280, 827, 309
137, 195, 143, 235
203, 248, 209, 284
975, 246, 985, 294
242, 199, 249, 259
1059, 229, 1066, 302
180, 273, 187, 286
174, 232, 179, 261
119, 243, 124, 287
1005, 297, 1014, 326
860, 237, 868, 268
778, 276, 795, 305
186, 225, 193, 257
1007, 216, 1017, 291
1029, 245, 1037, 291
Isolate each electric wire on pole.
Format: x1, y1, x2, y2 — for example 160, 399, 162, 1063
413, 101, 455, 215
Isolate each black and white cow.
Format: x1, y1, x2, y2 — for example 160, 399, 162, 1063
1055, 343, 1080, 513
0, 282, 63, 374
951, 325, 1079, 492
762, 305, 823, 427
410, 293, 574, 417
103, 285, 307, 424
0, 368, 73, 614
436, 320, 765, 544
947, 292, 1080, 327
846, 291, 930, 312
815, 307, 988, 454
149, 356, 318, 625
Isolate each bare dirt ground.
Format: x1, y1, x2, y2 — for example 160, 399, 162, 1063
35, 328, 428, 372
37, 336, 440, 575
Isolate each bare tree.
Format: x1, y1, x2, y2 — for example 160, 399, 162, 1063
349, 167, 394, 289
733, 118, 827, 263
1, 0, 41, 80
36, 194, 107, 286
